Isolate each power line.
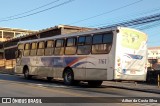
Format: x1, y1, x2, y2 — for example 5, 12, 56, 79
87, 7, 160, 28
0, 0, 60, 20
100, 12, 160, 29
69, 0, 143, 25
138, 21, 160, 30
0, 0, 75, 22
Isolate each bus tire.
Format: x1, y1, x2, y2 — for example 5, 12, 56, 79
47, 77, 53, 81
88, 81, 103, 87
23, 67, 32, 79
63, 68, 74, 86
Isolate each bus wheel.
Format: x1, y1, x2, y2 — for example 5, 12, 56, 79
63, 69, 74, 85
47, 77, 53, 81
88, 81, 103, 87
24, 68, 32, 79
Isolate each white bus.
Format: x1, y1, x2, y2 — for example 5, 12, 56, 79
15, 27, 148, 87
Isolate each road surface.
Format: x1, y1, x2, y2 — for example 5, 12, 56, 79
0, 74, 159, 106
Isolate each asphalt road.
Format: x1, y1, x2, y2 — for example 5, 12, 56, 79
0, 74, 159, 106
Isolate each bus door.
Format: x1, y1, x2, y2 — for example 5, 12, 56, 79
15, 48, 23, 73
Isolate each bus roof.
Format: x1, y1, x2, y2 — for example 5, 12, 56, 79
18, 26, 144, 44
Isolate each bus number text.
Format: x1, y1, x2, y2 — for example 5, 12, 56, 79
99, 59, 107, 64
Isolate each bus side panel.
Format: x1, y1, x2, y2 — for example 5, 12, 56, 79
37, 66, 53, 77
85, 55, 107, 80
53, 67, 64, 78
85, 69, 107, 80
30, 66, 38, 75
73, 68, 86, 80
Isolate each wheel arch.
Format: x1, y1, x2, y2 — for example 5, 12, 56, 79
23, 65, 29, 74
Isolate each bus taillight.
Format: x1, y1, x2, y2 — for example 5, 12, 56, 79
117, 58, 121, 66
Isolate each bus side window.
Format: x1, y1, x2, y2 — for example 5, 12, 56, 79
92, 33, 113, 54
30, 42, 37, 56
54, 39, 64, 55
24, 43, 30, 56
77, 36, 92, 55
65, 37, 77, 55
37, 41, 45, 56
45, 40, 54, 56
17, 44, 24, 58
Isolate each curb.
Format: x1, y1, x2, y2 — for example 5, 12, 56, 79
104, 85, 160, 94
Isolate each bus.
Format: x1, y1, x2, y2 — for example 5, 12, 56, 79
15, 27, 148, 87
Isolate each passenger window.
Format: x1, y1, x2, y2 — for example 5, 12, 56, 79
85, 36, 92, 45
47, 40, 54, 48
92, 32, 113, 54
45, 40, 54, 56
67, 38, 76, 47
24, 43, 30, 56
93, 35, 103, 44
65, 37, 76, 55
78, 36, 85, 45
30, 42, 37, 56
37, 41, 45, 56
38, 42, 45, 49
17, 44, 24, 57
103, 33, 113, 43
18, 44, 24, 50
25, 43, 30, 50
31, 42, 37, 49
54, 39, 64, 55
77, 36, 91, 55
56, 39, 64, 47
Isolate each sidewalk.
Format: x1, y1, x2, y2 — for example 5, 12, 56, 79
103, 81, 160, 94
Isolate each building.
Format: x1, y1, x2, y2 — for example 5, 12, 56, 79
148, 46, 160, 70
148, 46, 160, 59
0, 27, 35, 59
0, 27, 35, 42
